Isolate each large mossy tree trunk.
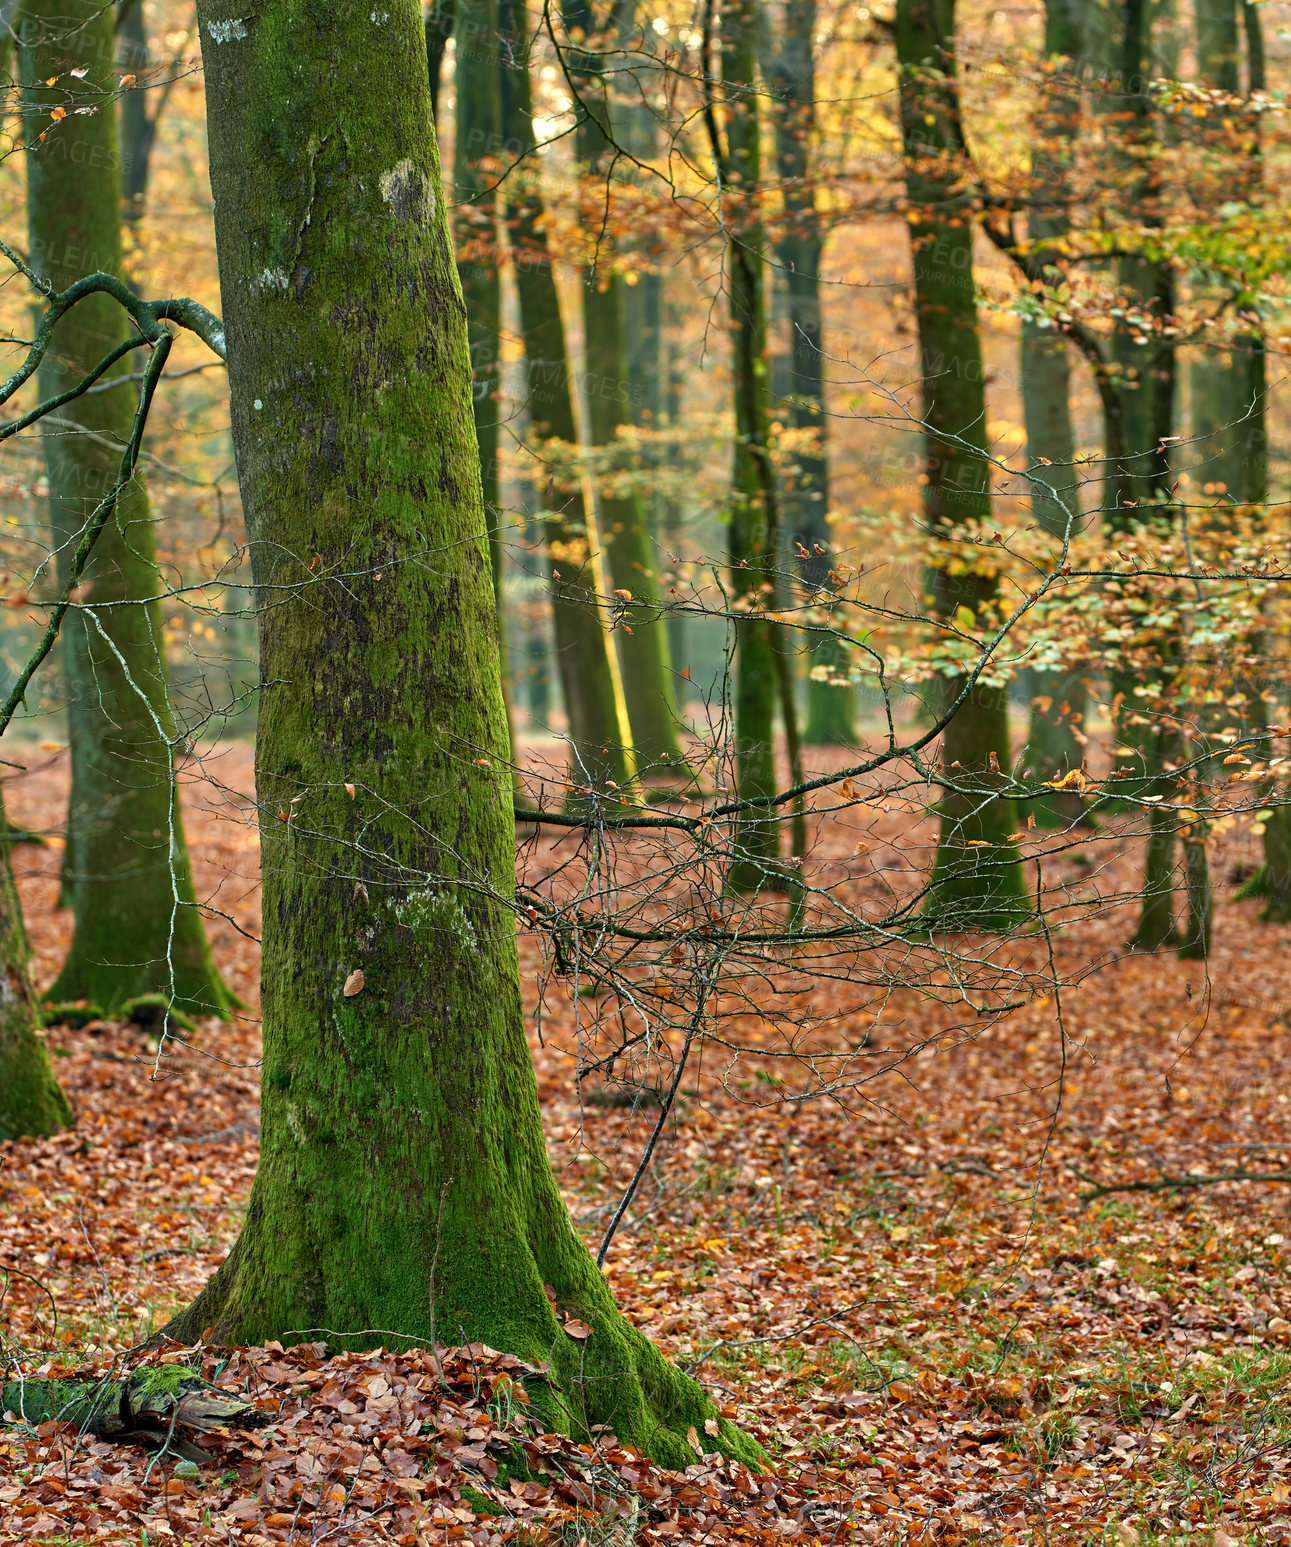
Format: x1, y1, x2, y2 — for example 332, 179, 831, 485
19, 0, 232, 1018
1020, 0, 1087, 825
0, 796, 71, 1142
496, 0, 636, 797
565, 0, 686, 772
167, 0, 753, 1473
764, 0, 854, 748
896, 0, 1027, 931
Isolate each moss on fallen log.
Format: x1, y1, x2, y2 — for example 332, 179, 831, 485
1, 1365, 270, 1458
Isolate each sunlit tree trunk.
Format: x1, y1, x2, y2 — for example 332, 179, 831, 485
19, 0, 232, 1016
764, 0, 854, 747
495, 0, 636, 796
565, 0, 686, 771
896, 0, 1027, 931
166, 0, 756, 1471
0, 797, 71, 1141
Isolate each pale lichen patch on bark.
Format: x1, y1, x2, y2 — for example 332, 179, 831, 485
379, 159, 435, 225
205, 17, 248, 42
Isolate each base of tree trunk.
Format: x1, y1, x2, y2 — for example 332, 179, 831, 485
1235, 864, 1291, 923
163, 1215, 766, 1474
0, 1040, 73, 1143
1127, 912, 1180, 952
1, 1367, 270, 1461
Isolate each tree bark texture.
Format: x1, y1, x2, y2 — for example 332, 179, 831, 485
452, 0, 514, 756
720, 0, 783, 887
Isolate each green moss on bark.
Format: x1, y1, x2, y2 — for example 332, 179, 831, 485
1237, 800, 1291, 922
167, 0, 757, 1471
18, 0, 231, 1019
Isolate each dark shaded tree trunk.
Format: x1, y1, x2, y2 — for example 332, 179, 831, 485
452, 0, 515, 758
0, 797, 71, 1141
1097, 0, 1188, 949
1188, 0, 1258, 508
117, 0, 157, 229
426, 0, 455, 119
719, 0, 796, 888
166, 0, 753, 1472
1239, 803, 1291, 923
1019, 0, 1086, 824
19, 0, 232, 1017
895, 0, 1027, 931
764, 0, 854, 747
495, 0, 636, 796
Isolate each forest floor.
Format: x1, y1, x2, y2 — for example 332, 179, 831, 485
2, 738, 1290, 1545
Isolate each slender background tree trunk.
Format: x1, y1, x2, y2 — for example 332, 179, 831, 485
565, 0, 686, 771
896, 0, 1026, 930
764, 0, 854, 747
1020, 0, 1086, 824
496, 0, 637, 796
719, 0, 788, 887
19, 0, 231, 1016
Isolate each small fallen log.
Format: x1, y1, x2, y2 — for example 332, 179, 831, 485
2, 1364, 271, 1461
1073, 1165, 1291, 1207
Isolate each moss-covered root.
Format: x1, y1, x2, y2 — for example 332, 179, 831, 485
0, 798, 72, 1142
1, 1366, 269, 1454
1236, 801, 1291, 922
1236, 865, 1291, 923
